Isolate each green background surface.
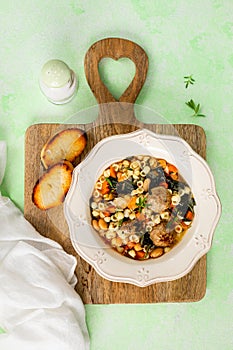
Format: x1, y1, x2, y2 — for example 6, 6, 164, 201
0, 1, 232, 349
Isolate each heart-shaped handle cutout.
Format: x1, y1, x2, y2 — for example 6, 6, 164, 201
98, 57, 136, 101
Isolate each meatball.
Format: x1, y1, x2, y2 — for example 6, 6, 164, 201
150, 222, 174, 247
147, 186, 171, 213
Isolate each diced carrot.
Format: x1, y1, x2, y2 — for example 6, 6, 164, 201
158, 159, 167, 168
127, 242, 136, 249
159, 181, 168, 188
168, 163, 178, 174
109, 165, 117, 178
101, 181, 110, 195
136, 212, 146, 221
170, 173, 178, 180
136, 250, 145, 259
104, 193, 114, 200
181, 221, 189, 230
127, 196, 137, 210
186, 210, 194, 221
164, 166, 169, 175
103, 211, 111, 217
117, 172, 125, 182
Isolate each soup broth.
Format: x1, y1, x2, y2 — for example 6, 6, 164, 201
90, 155, 195, 260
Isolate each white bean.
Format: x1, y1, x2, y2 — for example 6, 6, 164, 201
106, 231, 116, 239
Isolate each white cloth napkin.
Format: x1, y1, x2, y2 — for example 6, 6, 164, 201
0, 141, 90, 350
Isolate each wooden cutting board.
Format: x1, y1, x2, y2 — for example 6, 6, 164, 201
24, 38, 206, 303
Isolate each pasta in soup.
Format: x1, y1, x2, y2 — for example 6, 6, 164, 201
90, 155, 195, 260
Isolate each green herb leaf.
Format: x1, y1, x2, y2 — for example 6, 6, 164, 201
136, 196, 148, 213
105, 177, 113, 187
118, 218, 124, 227
185, 99, 206, 117
105, 176, 118, 190
184, 74, 195, 88
195, 103, 200, 113
196, 114, 206, 117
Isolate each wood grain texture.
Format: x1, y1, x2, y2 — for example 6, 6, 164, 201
24, 38, 206, 303
24, 123, 206, 304
84, 37, 148, 105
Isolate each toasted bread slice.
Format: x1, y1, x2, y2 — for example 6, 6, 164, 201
41, 128, 87, 169
32, 160, 73, 210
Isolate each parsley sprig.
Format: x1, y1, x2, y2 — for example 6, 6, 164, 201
184, 75, 195, 88
136, 196, 150, 213
105, 177, 117, 189
185, 99, 206, 117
